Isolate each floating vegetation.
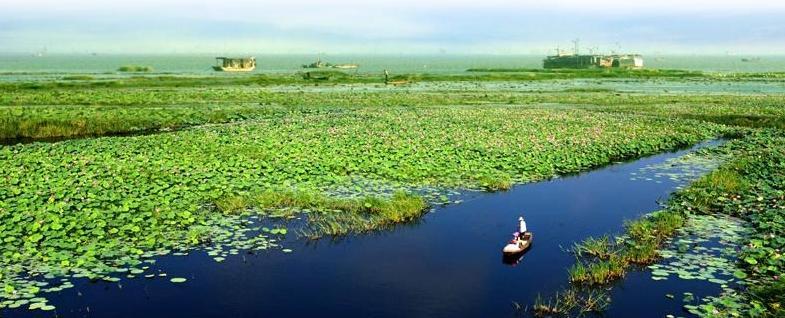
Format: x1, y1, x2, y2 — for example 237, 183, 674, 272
0, 103, 726, 311
684, 130, 785, 317
5, 71, 784, 315
647, 215, 749, 317
630, 149, 726, 188
649, 214, 747, 286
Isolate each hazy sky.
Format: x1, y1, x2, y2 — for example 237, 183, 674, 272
2, 0, 785, 54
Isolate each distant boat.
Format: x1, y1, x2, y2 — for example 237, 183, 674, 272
213, 57, 256, 72
302, 58, 358, 69
741, 57, 761, 63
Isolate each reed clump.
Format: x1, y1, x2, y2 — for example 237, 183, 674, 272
572, 235, 614, 259
566, 210, 686, 286
680, 168, 748, 214
478, 174, 513, 191
568, 255, 627, 285
216, 189, 428, 237
532, 289, 611, 317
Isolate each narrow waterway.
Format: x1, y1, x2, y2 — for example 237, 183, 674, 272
2, 140, 725, 318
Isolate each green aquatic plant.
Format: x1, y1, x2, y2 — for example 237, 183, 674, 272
573, 235, 615, 260
681, 168, 749, 214
5, 73, 783, 313
477, 174, 513, 191
532, 289, 611, 317
0, 104, 723, 309
569, 255, 627, 285
217, 189, 429, 237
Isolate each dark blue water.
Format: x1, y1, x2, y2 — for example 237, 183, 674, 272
2, 141, 722, 318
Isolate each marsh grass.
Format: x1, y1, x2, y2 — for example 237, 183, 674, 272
61, 75, 95, 80
749, 277, 785, 317
0, 104, 280, 140
682, 168, 749, 213
568, 255, 627, 284
216, 189, 428, 237
532, 289, 611, 317
478, 174, 513, 191
572, 235, 614, 259
567, 210, 685, 285
625, 210, 685, 243
621, 242, 659, 264
5, 82, 780, 141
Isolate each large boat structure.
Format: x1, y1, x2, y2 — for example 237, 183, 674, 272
302, 58, 359, 70
543, 42, 643, 69
543, 53, 643, 69
213, 57, 256, 72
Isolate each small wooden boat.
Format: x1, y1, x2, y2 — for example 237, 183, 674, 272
502, 232, 533, 255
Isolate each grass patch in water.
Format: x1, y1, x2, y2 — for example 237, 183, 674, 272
531, 289, 611, 317
217, 189, 428, 237
625, 210, 686, 244
568, 255, 627, 285
681, 168, 749, 214
569, 208, 687, 285
477, 174, 513, 191
572, 235, 615, 260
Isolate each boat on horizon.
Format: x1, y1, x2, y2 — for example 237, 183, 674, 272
213, 57, 256, 72
302, 58, 358, 70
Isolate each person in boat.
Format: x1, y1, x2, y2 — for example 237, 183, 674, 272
510, 232, 521, 244
518, 216, 527, 235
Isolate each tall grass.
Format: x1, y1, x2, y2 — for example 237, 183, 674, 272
216, 189, 428, 237
532, 289, 611, 317
565, 209, 686, 286
478, 174, 513, 191
0, 104, 281, 140
681, 168, 748, 214
572, 235, 614, 259
568, 255, 626, 284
